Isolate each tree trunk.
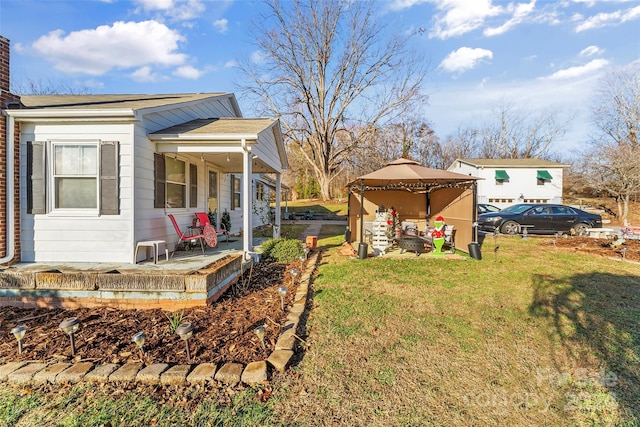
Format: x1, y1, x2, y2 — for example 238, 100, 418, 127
318, 173, 332, 201
616, 197, 624, 222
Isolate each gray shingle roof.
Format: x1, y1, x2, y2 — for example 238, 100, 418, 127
18, 93, 228, 110
151, 118, 278, 137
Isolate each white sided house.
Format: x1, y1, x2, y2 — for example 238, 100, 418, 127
448, 158, 569, 209
4, 93, 288, 264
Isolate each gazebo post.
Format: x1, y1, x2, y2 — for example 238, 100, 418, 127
358, 179, 368, 259
345, 185, 352, 242
426, 190, 431, 225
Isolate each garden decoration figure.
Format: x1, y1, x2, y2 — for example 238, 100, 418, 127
431, 216, 446, 255
386, 207, 401, 239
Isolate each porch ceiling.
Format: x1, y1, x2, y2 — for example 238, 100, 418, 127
149, 117, 288, 173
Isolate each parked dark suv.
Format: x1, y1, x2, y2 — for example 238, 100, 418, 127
477, 203, 603, 236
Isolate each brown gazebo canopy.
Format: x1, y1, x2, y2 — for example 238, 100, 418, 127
347, 158, 476, 190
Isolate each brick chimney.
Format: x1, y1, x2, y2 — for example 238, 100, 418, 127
0, 35, 21, 264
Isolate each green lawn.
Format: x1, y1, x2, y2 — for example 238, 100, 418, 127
276, 199, 348, 217
1, 230, 639, 426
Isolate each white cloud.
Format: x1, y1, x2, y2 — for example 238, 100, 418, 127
484, 0, 536, 36
30, 21, 187, 76
429, 0, 503, 39
388, 0, 429, 10
575, 4, 640, 32
439, 47, 493, 73
173, 65, 204, 79
213, 18, 229, 33
136, 0, 174, 11
171, 0, 206, 21
224, 60, 238, 68
135, 0, 206, 21
251, 50, 268, 65
579, 45, 603, 57
543, 58, 609, 80
131, 66, 162, 82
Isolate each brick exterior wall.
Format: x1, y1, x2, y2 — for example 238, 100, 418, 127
0, 35, 21, 264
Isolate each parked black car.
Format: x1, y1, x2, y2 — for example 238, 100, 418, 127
477, 203, 603, 236
478, 203, 501, 215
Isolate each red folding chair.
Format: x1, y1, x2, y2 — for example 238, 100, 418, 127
195, 212, 229, 247
168, 214, 205, 256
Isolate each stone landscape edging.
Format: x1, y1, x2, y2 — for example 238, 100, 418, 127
0, 252, 318, 389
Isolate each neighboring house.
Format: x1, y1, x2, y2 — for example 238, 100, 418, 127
2, 92, 288, 264
447, 158, 569, 209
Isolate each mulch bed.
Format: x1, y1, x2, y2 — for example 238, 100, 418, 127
0, 258, 308, 366
539, 236, 640, 263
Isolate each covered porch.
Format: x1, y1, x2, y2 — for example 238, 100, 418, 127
150, 118, 289, 262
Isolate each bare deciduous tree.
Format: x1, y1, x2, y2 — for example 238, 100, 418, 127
584, 63, 640, 222
11, 77, 90, 95
441, 102, 570, 165
240, 0, 427, 199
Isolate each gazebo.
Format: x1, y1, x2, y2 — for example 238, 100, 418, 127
345, 158, 480, 254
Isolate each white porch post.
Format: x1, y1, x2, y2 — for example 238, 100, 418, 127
242, 145, 253, 259
274, 174, 282, 238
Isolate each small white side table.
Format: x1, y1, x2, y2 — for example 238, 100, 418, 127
134, 240, 168, 264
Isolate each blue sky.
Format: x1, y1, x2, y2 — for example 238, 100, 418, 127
1, 0, 639, 157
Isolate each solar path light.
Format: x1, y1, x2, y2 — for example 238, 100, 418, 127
254, 325, 266, 349
277, 286, 287, 311
175, 322, 195, 362
132, 331, 146, 356
10, 325, 27, 354
59, 317, 81, 356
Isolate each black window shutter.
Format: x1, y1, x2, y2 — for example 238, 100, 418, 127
189, 163, 198, 208
27, 141, 46, 214
100, 141, 119, 215
154, 153, 166, 208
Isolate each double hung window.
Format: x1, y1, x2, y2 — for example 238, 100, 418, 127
153, 153, 198, 209
53, 144, 98, 209
27, 140, 119, 215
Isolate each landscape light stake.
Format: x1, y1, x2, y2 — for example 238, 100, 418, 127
304, 247, 310, 259
10, 325, 27, 354
621, 247, 628, 261
175, 322, 195, 362
290, 268, 298, 285
254, 325, 266, 349
132, 331, 146, 357
277, 286, 287, 312
59, 317, 81, 356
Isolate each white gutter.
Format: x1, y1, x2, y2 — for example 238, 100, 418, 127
5, 108, 137, 119
149, 134, 260, 141
0, 113, 15, 264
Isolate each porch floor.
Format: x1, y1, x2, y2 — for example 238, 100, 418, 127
1, 237, 264, 275
0, 237, 269, 310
